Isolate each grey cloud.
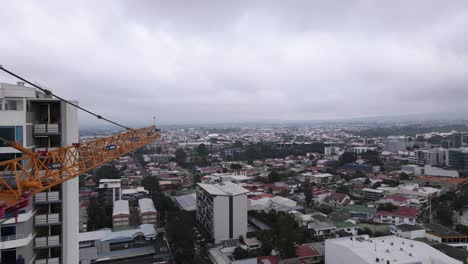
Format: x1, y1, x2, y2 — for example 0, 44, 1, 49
0, 0, 467, 127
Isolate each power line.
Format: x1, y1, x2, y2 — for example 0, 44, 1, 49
0, 65, 132, 130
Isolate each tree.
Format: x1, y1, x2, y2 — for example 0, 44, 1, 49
230, 163, 243, 170
340, 152, 357, 165
167, 211, 194, 263
193, 144, 209, 166
87, 197, 111, 231
437, 205, 454, 226
336, 185, 350, 194
232, 247, 250, 260
304, 182, 313, 207
399, 172, 410, 181
175, 148, 187, 165
364, 178, 372, 185
268, 170, 281, 183
378, 203, 398, 212
233, 140, 243, 149
141, 176, 161, 194
95, 165, 120, 184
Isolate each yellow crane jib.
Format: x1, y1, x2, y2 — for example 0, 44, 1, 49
0, 126, 161, 219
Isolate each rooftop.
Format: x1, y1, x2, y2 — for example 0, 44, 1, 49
326, 235, 461, 264
138, 198, 157, 214
198, 181, 249, 196
113, 200, 129, 216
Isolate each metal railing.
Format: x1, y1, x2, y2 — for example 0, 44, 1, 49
35, 257, 60, 264
35, 236, 60, 248
34, 124, 60, 134
35, 192, 60, 202
35, 213, 60, 225
0, 233, 28, 242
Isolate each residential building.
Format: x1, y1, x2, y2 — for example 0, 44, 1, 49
324, 146, 341, 156
121, 187, 149, 200
413, 148, 448, 166
326, 193, 352, 208
425, 224, 468, 250
298, 173, 334, 184
448, 148, 468, 172
307, 222, 337, 238
296, 244, 323, 264
325, 235, 461, 264
196, 181, 248, 243
390, 224, 426, 239
0, 82, 79, 264
112, 200, 130, 229
373, 206, 418, 225
78, 224, 166, 264
98, 179, 122, 205
361, 188, 384, 201
138, 198, 157, 225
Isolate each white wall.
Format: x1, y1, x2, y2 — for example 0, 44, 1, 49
213, 195, 229, 243
61, 101, 79, 264
232, 194, 247, 240
325, 239, 363, 264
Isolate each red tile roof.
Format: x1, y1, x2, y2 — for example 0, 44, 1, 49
376, 206, 418, 218
328, 192, 349, 202
258, 256, 280, 264
296, 245, 320, 258
384, 195, 408, 203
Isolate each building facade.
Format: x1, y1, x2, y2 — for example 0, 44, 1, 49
0, 82, 79, 264
196, 181, 248, 243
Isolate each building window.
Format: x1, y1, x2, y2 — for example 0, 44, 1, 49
5, 99, 23, 111
0, 127, 15, 147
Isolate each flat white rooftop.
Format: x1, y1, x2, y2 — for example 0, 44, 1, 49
198, 181, 249, 196
113, 200, 129, 216
326, 235, 461, 264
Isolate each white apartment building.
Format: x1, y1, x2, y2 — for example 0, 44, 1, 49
196, 181, 248, 243
325, 235, 461, 264
0, 82, 79, 264
98, 179, 122, 204
413, 148, 448, 166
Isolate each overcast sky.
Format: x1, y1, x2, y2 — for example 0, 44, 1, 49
1, 1, 467, 127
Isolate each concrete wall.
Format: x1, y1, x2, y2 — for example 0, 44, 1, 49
213, 195, 229, 243
232, 194, 247, 240
61, 101, 79, 264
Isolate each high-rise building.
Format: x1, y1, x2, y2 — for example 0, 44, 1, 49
98, 179, 122, 205
0, 82, 79, 264
448, 148, 468, 172
196, 181, 248, 243
413, 148, 448, 166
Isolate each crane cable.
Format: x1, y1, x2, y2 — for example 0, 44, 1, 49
0, 65, 132, 130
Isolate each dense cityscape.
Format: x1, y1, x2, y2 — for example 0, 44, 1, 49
77, 120, 468, 263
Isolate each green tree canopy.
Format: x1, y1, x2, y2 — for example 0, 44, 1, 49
175, 148, 187, 165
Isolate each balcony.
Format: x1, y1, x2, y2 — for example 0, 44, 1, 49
35, 214, 61, 226
34, 124, 60, 135
35, 258, 60, 264
0, 233, 28, 242
35, 192, 61, 204
35, 236, 60, 248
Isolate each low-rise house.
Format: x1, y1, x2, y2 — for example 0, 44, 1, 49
79, 224, 165, 264
326, 192, 352, 208
296, 244, 323, 264
335, 221, 358, 236
425, 224, 468, 250
338, 205, 376, 220
298, 173, 335, 184
373, 206, 418, 225
308, 221, 337, 238
390, 224, 426, 239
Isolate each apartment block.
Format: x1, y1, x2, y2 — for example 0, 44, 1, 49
98, 179, 121, 205
0, 82, 79, 264
196, 181, 248, 243
112, 200, 130, 229
138, 198, 157, 225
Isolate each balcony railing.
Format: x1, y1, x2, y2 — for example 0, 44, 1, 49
35, 192, 60, 203
34, 124, 60, 135
35, 214, 60, 226
0, 233, 28, 242
35, 236, 60, 248
35, 258, 60, 264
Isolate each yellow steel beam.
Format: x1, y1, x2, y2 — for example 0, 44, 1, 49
0, 126, 160, 208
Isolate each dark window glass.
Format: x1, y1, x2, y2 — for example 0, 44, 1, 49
0, 127, 15, 147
